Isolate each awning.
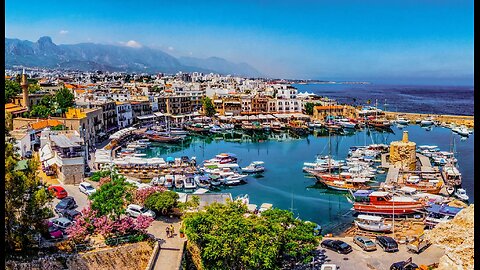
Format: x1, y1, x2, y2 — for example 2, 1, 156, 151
40, 145, 54, 161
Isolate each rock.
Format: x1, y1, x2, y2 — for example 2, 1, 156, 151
424, 204, 474, 270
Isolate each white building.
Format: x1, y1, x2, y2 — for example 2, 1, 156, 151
116, 102, 134, 128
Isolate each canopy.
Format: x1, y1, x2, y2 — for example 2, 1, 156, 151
40, 144, 54, 161
166, 157, 175, 162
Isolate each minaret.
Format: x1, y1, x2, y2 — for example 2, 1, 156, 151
20, 68, 29, 110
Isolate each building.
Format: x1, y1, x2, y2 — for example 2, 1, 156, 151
39, 130, 85, 185
157, 96, 192, 115
116, 102, 133, 128
131, 101, 153, 124
313, 105, 357, 120
76, 100, 118, 134
389, 131, 417, 171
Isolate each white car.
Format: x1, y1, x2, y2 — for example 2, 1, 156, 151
321, 264, 338, 270
126, 204, 156, 219
79, 182, 96, 196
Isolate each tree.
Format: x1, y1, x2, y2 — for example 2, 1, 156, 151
304, 102, 322, 116
5, 139, 53, 252
28, 83, 41, 94
55, 87, 75, 113
89, 170, 135, 219
182, 201, 320, 270
202, 97, 217, 117
4, 80, 22, 104
28, 105, 53, 118
144, 190, 179, 215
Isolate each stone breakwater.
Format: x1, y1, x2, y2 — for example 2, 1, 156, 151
383, 111, 474, 128
424, 204, 474, 270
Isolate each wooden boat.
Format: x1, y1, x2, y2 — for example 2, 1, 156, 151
354, 214, 392, 232
442, 163, 462, 186
404, 175, 442, 194
367, 118, 392, 129
145, 133, 182, 143
350, 190, 426, 215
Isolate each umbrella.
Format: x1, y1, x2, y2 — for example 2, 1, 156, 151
166, 157, 175, 162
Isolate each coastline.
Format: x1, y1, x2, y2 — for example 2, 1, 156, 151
383, 111, 474, 128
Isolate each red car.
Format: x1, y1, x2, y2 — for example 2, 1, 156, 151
48, 186, 68, 199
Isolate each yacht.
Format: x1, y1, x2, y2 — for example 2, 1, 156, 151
420, 117, 435, 126
354, 214, 392, 232
454, 188, 469, 201
242, 161, 265, 173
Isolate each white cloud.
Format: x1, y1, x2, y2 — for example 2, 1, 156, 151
59, 30, 69, 35
168, 46, 174, 51
120, 40, 143, 48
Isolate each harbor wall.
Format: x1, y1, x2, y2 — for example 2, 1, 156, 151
383, 111, 474, 128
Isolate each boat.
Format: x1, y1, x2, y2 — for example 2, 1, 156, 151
194, 175, 211, 189
183, 176, 197, 190
395, 116, 410, 125
425, 204, 463, 228
367, 118, 392, 129
150, 176, 165, 186
446, 186, 455, 195
241, 161, 265, 173
350, 190, 426, 215
208, 174, 223, 186
224, 173, 248, 185
404, 175, 443, 194
145, 131, 182, 143
420, 117, 435, 126
204, 153, 238, 165
209, 125, 224, 134
319, 178, 370, 191
174, 175, 184, 189
452, 126, 469, 137
335, 118, 357, 129
442, 163, 462, 186
354, 214, 392, 232
270, 121, 285, 132
164, 175, 174, 188
454, 188, 469, 201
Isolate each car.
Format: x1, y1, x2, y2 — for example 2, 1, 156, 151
51, 217, 74, 231
25, 150, 33, 158
48, 185, 68, 199
60, 209, 82, 221
43, 221, 64, 240
321, 264, 338, 270
54, 196, 77, 214
321, 239, 352, 254
390, 258, 419, 270
126, 204, 156, 219
79, 182, 96, 196
376, 236, 399, 252
353, 235, 377, 251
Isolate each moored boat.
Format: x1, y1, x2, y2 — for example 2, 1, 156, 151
350, 190, 426, 215
354, 214, 392, 232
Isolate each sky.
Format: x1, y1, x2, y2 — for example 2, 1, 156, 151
5, 0, 474, 85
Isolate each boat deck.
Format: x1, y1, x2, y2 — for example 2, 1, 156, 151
385, 167, 400, 185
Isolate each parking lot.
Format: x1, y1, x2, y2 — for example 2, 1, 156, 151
320, 236, 444, 269
49, 181, 99, 219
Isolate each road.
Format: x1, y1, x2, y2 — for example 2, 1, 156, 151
320, 236, 444, 270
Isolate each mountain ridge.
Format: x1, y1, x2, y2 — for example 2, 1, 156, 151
5, 36, 263, 77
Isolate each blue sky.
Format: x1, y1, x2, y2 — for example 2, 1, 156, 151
5, 0, 474, 85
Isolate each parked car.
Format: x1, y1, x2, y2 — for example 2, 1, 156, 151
43, 221, 64, 240
25, 150, 33, 158
79, 182, 96, 196
353, 236, 377, 251
60, 209, 82, 221
54, 197, 77, 214
376, 236, 399, 252
126, 204, 156, 219
51, 217, 74, 231
321, 239, 352, 254
48, 185, 68, 199
390, 258, 419, 270
321, 265, 338, 270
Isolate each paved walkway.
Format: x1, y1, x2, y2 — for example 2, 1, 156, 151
147, 216, 186, 270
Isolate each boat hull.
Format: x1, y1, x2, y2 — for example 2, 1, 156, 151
353, 203, 424, 215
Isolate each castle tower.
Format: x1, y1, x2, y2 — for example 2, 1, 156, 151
389, 131, 417, 170
20, 69, 29, 110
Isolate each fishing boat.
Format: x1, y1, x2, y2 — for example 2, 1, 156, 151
320, 178, 370, 191
367, 118, 392, 129
145, 131, 182, 143
270, 121, 285, 132
194, 175, 211, 189
354, 214, 392, 232
454, 188, 469, 201
242, 161, 265, 173
349, 190, 426, 215
442, 163, 462, 186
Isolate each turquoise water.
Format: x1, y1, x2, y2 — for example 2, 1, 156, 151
141, 125, 474, 233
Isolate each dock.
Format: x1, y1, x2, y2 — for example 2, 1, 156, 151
417, 153, 432, 168
385, 167, 400, 185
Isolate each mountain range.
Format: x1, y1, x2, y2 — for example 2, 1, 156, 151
5, 36, 263, 77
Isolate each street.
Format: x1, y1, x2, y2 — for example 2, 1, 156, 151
319, 236, 444, 270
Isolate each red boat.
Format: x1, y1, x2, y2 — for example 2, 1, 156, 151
367, 118, 392, 129
145, 134, 182, 143
351, 191, 426, 215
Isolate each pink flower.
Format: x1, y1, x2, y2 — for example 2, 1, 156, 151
66, 222, 88, 242
93, 215, 115, 237
113, 216, 135, 235
133, 186, 165, 205
134, 215, 154, 233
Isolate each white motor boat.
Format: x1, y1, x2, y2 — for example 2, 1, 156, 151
242, 161, 265, 173
453, 126, 469, 137
183, 176, 197, 190
454, 188, 469, 201
224, 174, 248, 185
420, 117, 435, 126
396, 117, 410, 125
354, 214, 392, 232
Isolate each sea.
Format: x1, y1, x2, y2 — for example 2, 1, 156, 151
141, 125, 474, 234
293, 83, 474, 116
